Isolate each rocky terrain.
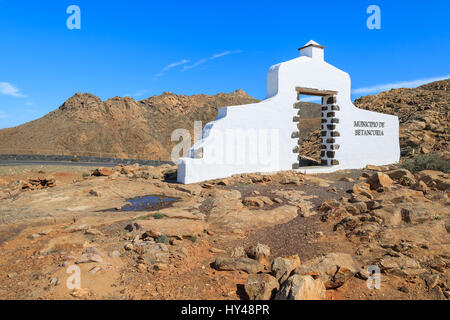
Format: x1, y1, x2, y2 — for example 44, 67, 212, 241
0, 90, 259, 160
0, 79, 448, 300
0, 162, 448, 300
355, 79, 449, 157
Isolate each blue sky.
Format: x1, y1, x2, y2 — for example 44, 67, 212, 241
0, 0, 449, 129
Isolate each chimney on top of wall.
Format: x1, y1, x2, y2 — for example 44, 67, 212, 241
298, 40, 325, 61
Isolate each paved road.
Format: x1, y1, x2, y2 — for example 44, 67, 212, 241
0, 160, 116, 167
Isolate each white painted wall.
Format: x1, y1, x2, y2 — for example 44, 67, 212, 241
177, 41, 400, 184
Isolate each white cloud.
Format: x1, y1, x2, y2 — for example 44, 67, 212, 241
0, 111, 7, 119
211, 50, 243, 59
0, 82, 26, 97
352, 75, 450, 95
183, 50, 243, 71
124, 89, 149, 98
155, 59, 189, 77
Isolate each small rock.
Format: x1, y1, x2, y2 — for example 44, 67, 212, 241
414, 180, 428, 194
398, 285, 409, 293
84, 229, 104, 236
89, 189, 100, 197
273, 198, 283, 204
89, 266, 102, 274
294, 253, 361, 289
153, 263, 168, 271
92, 168, 114, 177
243, 197, 265, 208
245, 273, 279, 300
49, 277, 59, 286
109, 250, 121, 258
245, 243, 270, 263
209, 247, 226, 254
75, 247, 104, 264
271, 255, 301, 284
71, 288, 90, 298
67, 224, 89, 233
231, 246, 245, 258
124, 243, 134, 251
136, 263, 148, 273
275, 275, 326, 300
424, 274, 440, 290
213, 257, 263, 274
39, 229, 53, 236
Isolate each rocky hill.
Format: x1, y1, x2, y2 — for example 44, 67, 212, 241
354, 79, 449, 156
299, 79, 449, 161
0, 90, 259, 160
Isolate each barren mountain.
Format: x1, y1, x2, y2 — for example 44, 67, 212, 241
355, 79, 449, 156
0, 90, 259, 160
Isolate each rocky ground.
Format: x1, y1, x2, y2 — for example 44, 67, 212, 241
0, 162, 448, 300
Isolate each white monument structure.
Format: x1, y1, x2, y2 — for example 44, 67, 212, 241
177, 41, 400, 184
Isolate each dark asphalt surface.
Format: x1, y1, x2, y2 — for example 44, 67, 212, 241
0, 160, 116, 167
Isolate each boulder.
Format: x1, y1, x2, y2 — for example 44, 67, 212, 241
399, 207, 432, 224
75, 247, 104, 264
371, 206, 403, 226
245, 274, 279, 300
231, 246, 246, 258
213, 257, 263, 274
367, 172, 393, 190
386, 168, 416, 185
120, 163, 140, 175
379, 254, 425, 276
294, 253, 361, 289
271, 255, 301, 284
245, 243, 270, 263
92, 168, 113, 177
352, 182, 371, 195
243, 197, 265, 208
414, 180, 428, 194
258, 196, 274, 206
318, 199, 341, 213
274, 275, 326, 300
417, 170, 450, 191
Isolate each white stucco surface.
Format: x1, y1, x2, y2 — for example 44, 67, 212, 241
177, 41, 400, 184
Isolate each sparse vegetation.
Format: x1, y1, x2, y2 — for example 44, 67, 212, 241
399, 153, 450, 173
155, 235, 169, 244
71, 156, 80, 162
153, 213, 164, 219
